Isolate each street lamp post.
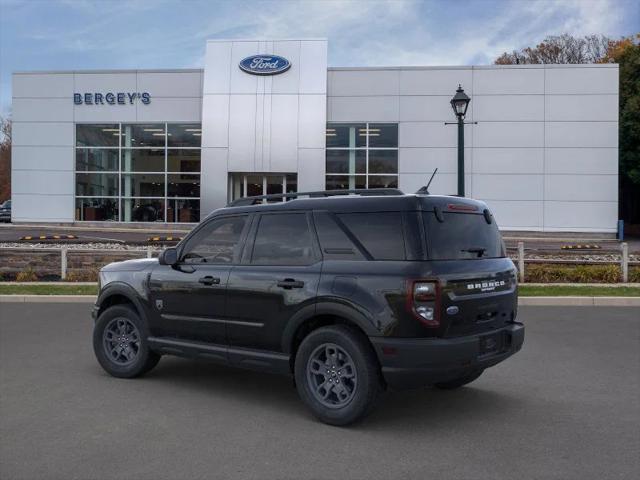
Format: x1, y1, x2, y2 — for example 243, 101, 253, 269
449, 85, 471, 197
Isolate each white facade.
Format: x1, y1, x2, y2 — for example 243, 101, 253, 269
11, 39, 619, 232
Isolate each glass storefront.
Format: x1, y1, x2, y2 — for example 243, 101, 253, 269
229, 173, 297, 203
75, 123, 201, 222
325, 123, 398, 190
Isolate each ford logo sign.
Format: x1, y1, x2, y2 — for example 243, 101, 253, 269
239, 55, 291, 76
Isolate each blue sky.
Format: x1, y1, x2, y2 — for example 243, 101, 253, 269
0, 0, 638, 116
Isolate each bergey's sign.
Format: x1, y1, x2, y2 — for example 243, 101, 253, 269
239, 55, 291, 75
74, 92, 151, 105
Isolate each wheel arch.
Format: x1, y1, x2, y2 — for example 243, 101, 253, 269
96, 282, 149, 324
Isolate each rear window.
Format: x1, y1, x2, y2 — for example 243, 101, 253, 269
423, 212, 504, 260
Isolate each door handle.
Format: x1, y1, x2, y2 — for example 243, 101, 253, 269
277, 278, 305, 289
198, 276, 221, 286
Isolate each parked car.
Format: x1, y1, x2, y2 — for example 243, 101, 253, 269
92, 189, 524, 425
0, 199, 11, 222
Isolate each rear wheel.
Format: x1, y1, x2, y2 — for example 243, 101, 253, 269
294, 325, 381, 426
434, 369, 484, 390
93, 304, 160, 378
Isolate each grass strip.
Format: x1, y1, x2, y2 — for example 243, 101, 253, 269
519, 285, 640, 297
0, 284, 98, 295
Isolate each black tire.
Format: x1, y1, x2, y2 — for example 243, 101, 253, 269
93, 304, 160, 378
294, 325, 382, 426
434, 369, 484, 390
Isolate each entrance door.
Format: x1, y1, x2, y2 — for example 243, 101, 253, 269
148, 214, 250, 344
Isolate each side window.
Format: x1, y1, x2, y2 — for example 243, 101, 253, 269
251, 213, 316, 266
313, 211, 365, 260
337, 212, 406, 260
181, 215, 247, 264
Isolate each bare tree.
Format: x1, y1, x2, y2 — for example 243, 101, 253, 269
495, 34, 611, 64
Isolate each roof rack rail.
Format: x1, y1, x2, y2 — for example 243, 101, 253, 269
227, 188, 404, 207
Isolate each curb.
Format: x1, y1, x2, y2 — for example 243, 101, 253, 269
1, 295, 639, 306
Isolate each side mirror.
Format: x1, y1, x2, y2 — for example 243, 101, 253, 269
158, 247, 178, 266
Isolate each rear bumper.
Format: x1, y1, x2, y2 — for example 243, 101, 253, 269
370, 323, 524, 390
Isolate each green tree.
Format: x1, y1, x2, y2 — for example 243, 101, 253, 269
0, 116, 10, 203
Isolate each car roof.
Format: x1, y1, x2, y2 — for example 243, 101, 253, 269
209, 194, 488, 217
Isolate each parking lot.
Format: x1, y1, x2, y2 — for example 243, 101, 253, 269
1, 303, 638, 480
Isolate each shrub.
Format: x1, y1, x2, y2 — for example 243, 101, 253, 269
65, 267, 100, 282
15, 268, 38, 282
525, 264, 621, 283
629, 266, 640, 283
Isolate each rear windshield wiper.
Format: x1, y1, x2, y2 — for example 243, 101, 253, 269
461, 247, 486, 257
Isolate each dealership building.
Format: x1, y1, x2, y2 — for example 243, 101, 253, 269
11, 39, 619, 232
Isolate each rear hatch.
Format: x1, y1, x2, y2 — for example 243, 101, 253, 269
422, 207, 518, 339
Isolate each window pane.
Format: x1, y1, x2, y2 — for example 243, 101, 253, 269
167, 199, 200, 223
265, 175, 283, 203
424, 212, 503, 260
168, 174, 200, 198
286, 174, 297, 194
120, 198, 165, 222
338, 212, 405, 260
326, 123, 366, 148
246, 175, 263, 196
121, 174, 165, 197
167, 149, 200, 172
182, 216, 247, 264
76, 124, 120, 147
76, 173, 118, 196
121, 149, 165, 172
121, 124, 165, 147
168, 124, 202, 147
313, 212, 365, 260
252, 214, 315, 265
326, 150, 366, 174
368, 123, 398, 148
75, 198, 119, 221
368, 150, 398, 173
367, 175, 398, 188
326, 175, 366, 190
75, 148, 118, 171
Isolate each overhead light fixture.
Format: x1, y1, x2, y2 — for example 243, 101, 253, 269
192, 133, 201, 136
326, 133, 336, 137
143, 128, 164, 132
185, 129, 201, 132
151, 133, 165, 136
102, 128, 120, 132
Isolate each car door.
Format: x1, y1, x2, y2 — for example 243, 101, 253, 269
226, 211, 322, 353
148, 214, 251, 345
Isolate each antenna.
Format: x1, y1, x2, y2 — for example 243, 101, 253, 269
416, 168, 438, 195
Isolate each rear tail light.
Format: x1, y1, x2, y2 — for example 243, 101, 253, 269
407, 280, 440, 327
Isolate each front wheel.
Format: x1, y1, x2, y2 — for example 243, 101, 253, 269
93, 304, 160, 378
434, 369, 484, 390
294, 325, 382, 426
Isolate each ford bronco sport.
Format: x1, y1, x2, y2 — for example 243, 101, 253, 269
92, 189, 524, 425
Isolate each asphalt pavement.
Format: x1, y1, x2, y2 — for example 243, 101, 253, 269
1, 304, 638, 480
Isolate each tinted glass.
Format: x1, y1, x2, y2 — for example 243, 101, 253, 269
121, 174, 164, 197
76, 124, 120, 147
252, 214, 315, 265
121, 149, 165, 172
313, 212, 365, 260
338, 212, 405, 260
368, 123, 398, 148
167, 174, 200, 197
75, 148, 118, 171
121, 124, 165, 147
182, 216, 247, 264
424, 212, 503, 260
167, 149, 200, 172
326, 150, 366, 174
75, 173, 118, 197
75, 198, 119, 221
368, 150, 398, 173
326, 123, 366, 148
168, 124, 202, 147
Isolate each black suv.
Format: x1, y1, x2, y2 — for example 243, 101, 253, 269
92, 189, 524, 425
